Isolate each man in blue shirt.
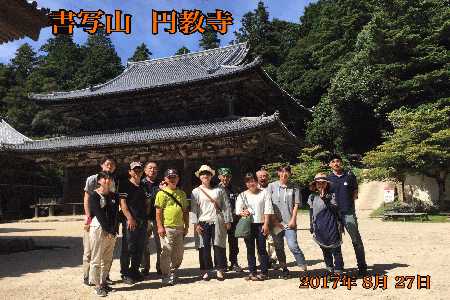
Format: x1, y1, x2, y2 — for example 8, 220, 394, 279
327, 154, 367, 275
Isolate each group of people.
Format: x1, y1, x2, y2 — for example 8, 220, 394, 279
81, 154, 367, 297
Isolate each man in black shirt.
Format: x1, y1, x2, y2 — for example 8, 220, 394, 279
327, 154, 367, 276
119, 161, 148, 284
88, 172, 119, 297
218, 167, 243, 272
140, 161, 163, 276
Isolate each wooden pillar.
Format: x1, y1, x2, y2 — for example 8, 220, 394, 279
182, 158, 193, 195
231, 157, 243, 192
63, 167, 70, 204
49, 205, 55, 217
227, 95, 235, 117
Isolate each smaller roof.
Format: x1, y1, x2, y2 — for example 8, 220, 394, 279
1, 113, 296, 153
0, 119, 32, 144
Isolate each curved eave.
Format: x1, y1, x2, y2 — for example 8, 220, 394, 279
256, 66, 312, 113
29, 58, 263, 105
0, 113, 297, 154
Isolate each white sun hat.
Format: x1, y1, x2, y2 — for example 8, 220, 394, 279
195, 164, 216, 178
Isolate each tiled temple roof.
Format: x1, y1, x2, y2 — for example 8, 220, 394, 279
30, 43, 257, 102
1, 113, 296, 153
0, 120, 32, 144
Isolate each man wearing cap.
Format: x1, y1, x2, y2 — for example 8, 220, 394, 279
119, 161, 148, 284
155, 169, 189, 286
217, 167, 243, 272
327, 155, 367, 276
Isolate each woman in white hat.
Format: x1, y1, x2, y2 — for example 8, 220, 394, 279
307, 172, 344, 275
191, 165, 233, 281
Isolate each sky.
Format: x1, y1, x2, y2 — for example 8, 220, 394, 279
0, 0, 314, 65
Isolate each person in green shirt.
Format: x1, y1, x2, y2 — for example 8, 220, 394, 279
155, 168, 189, 286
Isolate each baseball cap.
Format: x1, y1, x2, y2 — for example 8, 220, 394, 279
164, 168, 179, 178
129, 161, 143, 170
217, 167, 232, 176
329, 153, 343, 162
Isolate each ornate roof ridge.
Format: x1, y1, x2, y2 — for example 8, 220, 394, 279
127, 42, 248, 66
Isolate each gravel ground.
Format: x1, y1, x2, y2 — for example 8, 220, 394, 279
0, 210, 448, 300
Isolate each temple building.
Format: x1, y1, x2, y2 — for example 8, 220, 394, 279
0, 0, 49, 44
1, 43, 309, 206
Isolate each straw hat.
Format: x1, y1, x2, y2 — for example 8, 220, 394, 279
309, 172, 330, 189
195, 165, 215, 177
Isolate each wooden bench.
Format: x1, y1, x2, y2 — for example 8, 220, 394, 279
383, 212, 429, 222
30, 202, 83, 218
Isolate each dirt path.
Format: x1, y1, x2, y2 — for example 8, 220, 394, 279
1, 211, 448, 300
356, 181, 387, 211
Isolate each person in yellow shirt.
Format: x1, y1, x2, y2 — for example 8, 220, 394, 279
155, 169, 189, 286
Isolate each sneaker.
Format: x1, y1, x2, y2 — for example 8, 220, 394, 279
162, 276, 174, 286
202, 272, 210, 281
168, 277, 175, 285
257, 274, 268, 281
95, 287, 107, 297
141, 269, 150, 277
231, 264, 243, 273
122, 276, 136, 285
216, 270, 225, 281
245, 274, 261, 281
170, 272, 176, 284
279, 268, 290, 280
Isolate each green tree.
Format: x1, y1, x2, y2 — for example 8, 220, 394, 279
3, 44, 42, 135
265, 146, 331, 187
326, 0, 450, 153
129, 43, 152, 62
0, 64, 12, 117
10, 43, 37, 85
234, 1, 270, 55
199, 25, 220, 50
32, 35, 83, 92
277, 0, 372, 108
233, 1, 299, 79
74, 30, 123, 88
364, 100, 450, 209
175, 46, 190, 55
305, 96, 344, 151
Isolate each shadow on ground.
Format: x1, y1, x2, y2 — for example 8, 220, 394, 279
0, 228, 54, 233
